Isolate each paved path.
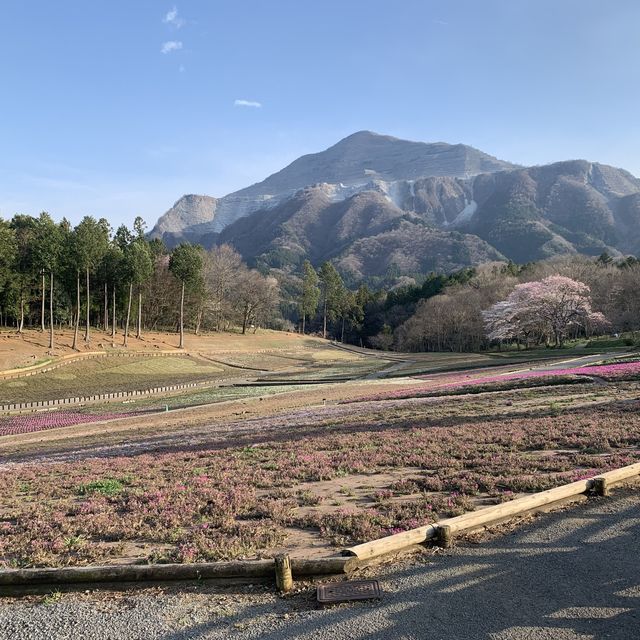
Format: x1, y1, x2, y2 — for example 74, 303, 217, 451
1, 489, 638, 640
522, 351, 623, 373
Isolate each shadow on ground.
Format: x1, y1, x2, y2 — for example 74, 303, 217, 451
158, 490, 639, 640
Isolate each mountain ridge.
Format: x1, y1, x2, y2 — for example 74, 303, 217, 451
150, 131, 518, 240
149, 132, 640, 285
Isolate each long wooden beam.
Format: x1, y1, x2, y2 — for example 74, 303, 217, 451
344, 462, 640, 560
0, 557, 354, 587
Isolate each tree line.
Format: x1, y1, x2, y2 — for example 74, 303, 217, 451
293, 262, 477, 347
0, 213, 279, 348
391, 254, 640, 352
2, 211, 639, 354
289, 252, 640, 351
297, 260, 370, 342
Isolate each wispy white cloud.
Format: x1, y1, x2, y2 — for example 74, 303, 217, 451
163, 6, 185, 28
433, 19, 449, 25
234, 99, 262, 108
161, 40, 183, 54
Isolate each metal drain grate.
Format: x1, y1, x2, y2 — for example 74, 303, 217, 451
317, 579, 381, 603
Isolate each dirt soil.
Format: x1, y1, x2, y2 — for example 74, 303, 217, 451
0, 328, 331, 373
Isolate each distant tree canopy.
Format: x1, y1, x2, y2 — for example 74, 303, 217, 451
2, 212, 639, 353
391, 257, 638, 352
0, 215, 282, 347
278, 252, 639, 351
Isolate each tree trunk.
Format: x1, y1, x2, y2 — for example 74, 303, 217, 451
72, 271, 80, 350
48, 271, 54, 349
41, 272, 46, 332
136, 290, 142, 339
242, 304, 250, 335
195, 307, 202, 336
178, 281, 185, 348
124, 283, 132, 347
302, 314, 306, 335
111, 286, 116, 343
341, 316, 345, 343
323, 299, 327, 339
104, 282, 108, 332
84, 267, 90, 342
18, 294, 24, 334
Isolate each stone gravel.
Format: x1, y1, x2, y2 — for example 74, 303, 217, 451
1, 489, 638, 640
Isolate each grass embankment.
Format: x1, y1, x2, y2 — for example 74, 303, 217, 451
0, 356, 227, 404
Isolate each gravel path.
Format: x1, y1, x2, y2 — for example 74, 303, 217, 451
1, 488, 638, 640
524, 351, 622, 372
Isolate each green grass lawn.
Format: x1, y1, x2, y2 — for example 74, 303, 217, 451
0, 348, 381, 404
0, 356, 230, 403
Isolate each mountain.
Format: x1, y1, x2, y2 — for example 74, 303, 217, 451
150, 131, 518, 243
214, 186, 504, 282
464, 160, 640, 263
151, 194, 217, 240
149, 132, 640, 284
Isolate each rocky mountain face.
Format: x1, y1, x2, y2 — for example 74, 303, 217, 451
214, 187, 504, 282
150, 131, 640, 283
151, 194, 217, 241
150, 131, 517, 243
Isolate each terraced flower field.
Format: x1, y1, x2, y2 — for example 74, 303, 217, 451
0, 410, 141, 436
352, 358, 640, 403
2, 372, 639, 568
0, 383, 326, 437
2, 333, 638, 568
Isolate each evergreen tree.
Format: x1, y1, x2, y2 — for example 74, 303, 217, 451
100, 243, 124, 340
0, 221, 17, 328
318, 261, 345, 340
32, 213, 62, 348
9, 215, 37, 333
299, 260, 320, 334
73, 217, 110, 343
121, 238, 153, 346
169, 243, 203, 348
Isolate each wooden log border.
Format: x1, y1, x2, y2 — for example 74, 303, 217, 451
0, 557, 354, 587
344, 462, 640, 560
0, 463, 637, 589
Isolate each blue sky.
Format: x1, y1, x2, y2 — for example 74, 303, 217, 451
1, 0, 639, 228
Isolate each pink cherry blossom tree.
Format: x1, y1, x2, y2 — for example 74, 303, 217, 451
483, 275, 610, 347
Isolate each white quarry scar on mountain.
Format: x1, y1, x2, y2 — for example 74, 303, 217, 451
445, 199, 478, 226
